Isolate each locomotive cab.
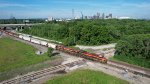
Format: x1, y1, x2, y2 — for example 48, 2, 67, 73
100, 58, 107, 63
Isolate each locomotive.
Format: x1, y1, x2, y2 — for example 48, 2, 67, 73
56, 45, 107, 63
0, 30, 107, 63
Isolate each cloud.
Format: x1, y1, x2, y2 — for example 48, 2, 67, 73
0, 3, 38, 8
122, 3, 150, 8
0, 3, 25, 7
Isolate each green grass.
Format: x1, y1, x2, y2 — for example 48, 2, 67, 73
113, 56, 150, 68
0, 37, 51, 72
46, 69, 129, 84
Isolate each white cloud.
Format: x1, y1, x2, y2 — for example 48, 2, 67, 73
0, 3, 38, 8
122, 3, 150, 8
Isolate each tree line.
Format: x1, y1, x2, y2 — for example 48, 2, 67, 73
22, 19, 150, 46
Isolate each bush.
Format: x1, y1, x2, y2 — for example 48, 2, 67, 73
114, 34, 150, 68
63, 37, 76, 46
48, 48, 54, 57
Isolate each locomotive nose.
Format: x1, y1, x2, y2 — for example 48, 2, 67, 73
101, 58, 107, 63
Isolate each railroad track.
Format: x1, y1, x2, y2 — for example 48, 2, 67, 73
107, 60, 150, 78
1, 60, 85, 84
58, 51, 150, 78
1, 30, 150, 79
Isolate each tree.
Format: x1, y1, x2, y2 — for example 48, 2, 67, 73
63, 37, 76, 46
114, 34, 150, 68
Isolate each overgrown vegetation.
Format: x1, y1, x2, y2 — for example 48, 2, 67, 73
48, 48, 54, 57
114, 34, 150, 68
0, 37, 51, 72
46, 69, 129, 84
22, 19, 150, 45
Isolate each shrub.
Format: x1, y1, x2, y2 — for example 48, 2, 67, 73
48, 48, 54, 57
63, 37, 76, 46
114, 34, 150, 68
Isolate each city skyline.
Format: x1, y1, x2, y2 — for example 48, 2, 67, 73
0, 0, 150, 19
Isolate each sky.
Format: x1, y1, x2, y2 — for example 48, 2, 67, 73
0, 0, 150, 19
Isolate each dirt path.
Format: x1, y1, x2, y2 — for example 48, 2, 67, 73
85, 61, 150, 84
76, 43, 116, 50
76, 43, 116, 59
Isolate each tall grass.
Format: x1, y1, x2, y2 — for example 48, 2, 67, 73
114, 56, 150, 68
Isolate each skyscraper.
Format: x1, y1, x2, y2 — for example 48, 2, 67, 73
93, 15, 97, 19
85, 16, 88, 19
102, 13, 105, 19
97, 12, 100, 19
109, 13, 112, 18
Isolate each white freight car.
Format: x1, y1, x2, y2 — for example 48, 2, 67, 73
23, 36, 31, 41
19, 33, 58, 49
41, 41, 48, 46
31, 38, 41, 44
48, 43, 57, 49
19, 35, 23, 39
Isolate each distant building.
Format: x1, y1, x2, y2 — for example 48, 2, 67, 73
75, 16, 80, 19
48, 17, 53, 21
66, 18, 71, 21
93, 15, 97, 19
45, 17, 54, 22
106, 16, 109, 19
109, 13, 112, 18
78, 12, 113, 20
10, 14, 16, 19
118, 17, 131, 19
23, 20, 30, 24
105, 13, 113, 19
97, 12, 100, 19
102, 13, 105, 19
88, 16, 93, 19
84, 16, 88, 19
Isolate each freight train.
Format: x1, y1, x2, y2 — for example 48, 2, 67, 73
56, 45, 107, 63
0, 30, 107, 63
